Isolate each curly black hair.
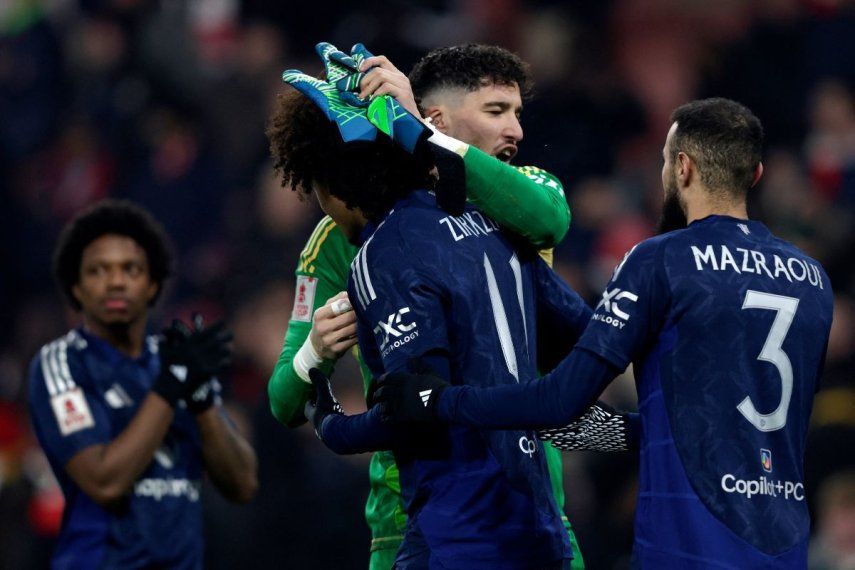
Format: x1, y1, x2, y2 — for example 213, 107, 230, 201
53, 199, 173, 310
670, 98, 764, 197
266, 90, 436, 223
409, 44, 533, 106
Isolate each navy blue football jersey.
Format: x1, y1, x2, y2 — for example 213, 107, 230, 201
575, 215, 833, 568
28, 329, 205, 570
348, 190, 586, 569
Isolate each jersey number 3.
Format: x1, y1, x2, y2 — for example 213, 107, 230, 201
737, 290, 800, 432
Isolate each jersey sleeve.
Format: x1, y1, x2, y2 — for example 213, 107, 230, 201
575, 238, 670, 369
267, 217, 357, 427
462, 146, 571, 249
348, 230, 450, 375
28, 346, 111, 467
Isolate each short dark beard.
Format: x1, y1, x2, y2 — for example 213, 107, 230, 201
656, 183, 688, 235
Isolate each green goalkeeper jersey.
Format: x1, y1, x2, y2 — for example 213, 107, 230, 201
268, 147, 584, 569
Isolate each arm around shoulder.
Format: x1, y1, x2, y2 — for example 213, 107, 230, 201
463, 147, 570, 248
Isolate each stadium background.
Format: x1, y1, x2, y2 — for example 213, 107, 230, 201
1, 0, 853, 568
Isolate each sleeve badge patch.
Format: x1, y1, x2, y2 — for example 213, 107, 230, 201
292, 276, 318, 323
50, 387, 95, 436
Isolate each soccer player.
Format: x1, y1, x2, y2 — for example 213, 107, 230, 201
272, 65, 596, 567
28, 200, 258, 569
376, 98, 835, 568
267, 44, 589, 568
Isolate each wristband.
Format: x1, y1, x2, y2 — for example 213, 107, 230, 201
425, 118, 469, 157
293, 336, 323, 384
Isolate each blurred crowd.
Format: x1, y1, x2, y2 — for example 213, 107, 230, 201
1, 0, 853, 568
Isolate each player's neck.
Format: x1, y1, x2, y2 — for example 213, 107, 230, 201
83, 315, 147, 358
685, 195, 748, 225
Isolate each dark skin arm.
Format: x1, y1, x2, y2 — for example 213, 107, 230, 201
195, 405, 258, 503
64, 393, 175, 509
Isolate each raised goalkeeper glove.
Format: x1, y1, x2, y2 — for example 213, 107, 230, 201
281, 68, 378, 145
314, 41, 430, 154
315, 42, 369, 107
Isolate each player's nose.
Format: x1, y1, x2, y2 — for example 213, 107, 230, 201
503, 115, 523, 143
106, 268, 128, 288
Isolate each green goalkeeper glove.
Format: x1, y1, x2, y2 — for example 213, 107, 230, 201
315, 41, 430, 154
315, 42, 369, 107
281, 69, 378, 145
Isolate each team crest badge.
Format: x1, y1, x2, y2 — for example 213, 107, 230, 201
51, 387, 95, 435
292, 276, 318, 322
761, 448, 772, 473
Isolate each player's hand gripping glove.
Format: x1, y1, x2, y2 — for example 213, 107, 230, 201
313, 41, 430, 154
152, 318, 233, 408
303, 368, 344, 441
373, 359, 449, 423
537, 401, 639, 452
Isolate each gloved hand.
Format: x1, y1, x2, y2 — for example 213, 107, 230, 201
314, 41, 430, 154
303, 368, 344, 440
373, 359, 449, 423
182, 314, 225, 414
152, 317, 233, 408
537, 401, 639, 452
315, 42, 371, 107
185, 378, 223, 414
281, 68, 378, 145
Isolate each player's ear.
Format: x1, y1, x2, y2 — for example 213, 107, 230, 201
750, 162, 764, 188
676, 152, 694, 188
71, 283, 83, 306
424, 106, 447, 132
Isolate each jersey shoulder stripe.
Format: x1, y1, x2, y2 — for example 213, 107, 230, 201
351, 233, 378, 310
299, 216, 337, 273
39, 331, 84, 397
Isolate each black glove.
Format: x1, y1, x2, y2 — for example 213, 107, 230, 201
185, 378, 223, 415
153, 317, 233, 408
304, 368, 344, 440
537, 401, 639, 452
431, 143, 467, 216
373, 359, 449, 423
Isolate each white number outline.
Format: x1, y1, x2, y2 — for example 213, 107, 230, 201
483, 252, 527, 382
737, 290, 800, 432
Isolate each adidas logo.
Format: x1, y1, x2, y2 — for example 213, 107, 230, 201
419, 389, 432, 407
169, 365, 188, 382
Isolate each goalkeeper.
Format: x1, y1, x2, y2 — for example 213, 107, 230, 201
267, 43, 631, 569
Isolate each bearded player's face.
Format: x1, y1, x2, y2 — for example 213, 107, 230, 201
657, 122, 688, 234
443, 82, 523, 163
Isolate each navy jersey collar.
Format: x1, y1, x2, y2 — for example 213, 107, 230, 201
356, 189, 433, 245
689, 215, 770, 235
77, 327, 156, 367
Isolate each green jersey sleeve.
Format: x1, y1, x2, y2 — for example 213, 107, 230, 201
462, 146, 571, 249
268, 216, 359, 427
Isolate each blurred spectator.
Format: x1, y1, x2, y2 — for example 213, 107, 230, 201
809, 470, 855, 570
